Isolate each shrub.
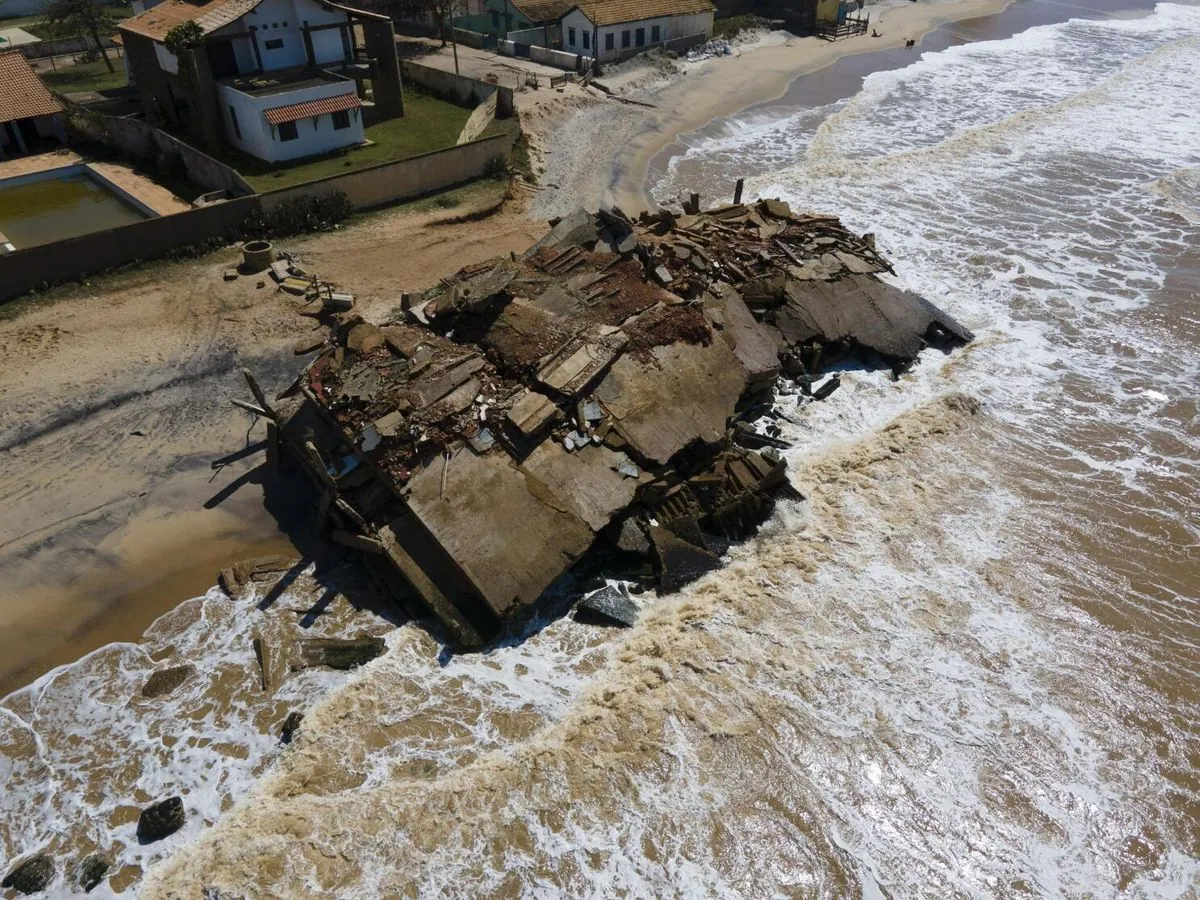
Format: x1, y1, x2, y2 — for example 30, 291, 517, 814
238, 191, 354, 239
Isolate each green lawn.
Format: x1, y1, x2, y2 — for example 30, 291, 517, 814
228, 91, 473, 192
39, 58, 128, 94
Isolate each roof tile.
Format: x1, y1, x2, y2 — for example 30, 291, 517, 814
0, 51, 64, 124
569, 0, 714, 27
264, 90, 360, 125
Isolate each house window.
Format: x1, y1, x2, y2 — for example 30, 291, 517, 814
278, 121, 298, 141
582, 30, 589, 49
568, 26, 576, 46
605, 32, 614, 50
621, 29, 630, 47
652, 24, 660, 42
332, 109, 350, 130
635, 27, 645, 46
265, 38, 284, 49
229, 105, 241, 139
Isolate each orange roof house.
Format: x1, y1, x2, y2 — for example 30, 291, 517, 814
0, 51, 66, 157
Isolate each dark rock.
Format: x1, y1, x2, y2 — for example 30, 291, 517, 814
608, 517, 651, 556
575, 585, 638, 627
77, 854, 111, 893
3, 854, 54, 894
650, 526, 720, 593
137, 796, 185, 843
280, 711, 304, 744
811, 374, 841, 401
141, 664, 194, 699
297, 636, 386, 670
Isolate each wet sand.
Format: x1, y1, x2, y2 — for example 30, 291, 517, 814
642, 0, 1162, 196
526, 0, 1016, 221
0, 192, 540, 692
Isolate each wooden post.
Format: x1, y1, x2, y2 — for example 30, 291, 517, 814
242, 368, 275, 419
734, 178, 744, 205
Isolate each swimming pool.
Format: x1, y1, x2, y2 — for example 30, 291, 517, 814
0, 165, 156, 251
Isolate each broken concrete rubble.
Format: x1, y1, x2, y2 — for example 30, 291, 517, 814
252, 198, 971, 647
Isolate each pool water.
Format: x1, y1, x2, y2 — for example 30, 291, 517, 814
0, 169, 149, 250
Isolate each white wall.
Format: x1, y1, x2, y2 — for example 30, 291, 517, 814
218, 78, 363, 163
154, 41, 178, 74
211, 22, 260, 74
240, 0, 350, 72
563, 8, 712, 61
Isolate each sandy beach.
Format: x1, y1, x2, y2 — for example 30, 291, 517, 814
521, 0, 1014, 220
0, 186, 539, 690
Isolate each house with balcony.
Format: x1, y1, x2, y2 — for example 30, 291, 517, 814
559, 0, 713, 62
118, 0, 403, 163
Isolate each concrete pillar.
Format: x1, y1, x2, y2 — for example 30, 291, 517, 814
361, 19, 404, 120
182, 46, 224, 155
302, 27, 315, 67
123, 32, 179, 126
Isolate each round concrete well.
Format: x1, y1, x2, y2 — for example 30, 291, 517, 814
241, 240, 274, 272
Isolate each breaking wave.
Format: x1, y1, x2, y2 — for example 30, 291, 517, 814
4, 3, 1200, 897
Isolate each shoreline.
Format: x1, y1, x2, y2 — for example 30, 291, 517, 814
524, 0, 1015, 221
615, 0, 1017, 211
527, 0, 1160, 219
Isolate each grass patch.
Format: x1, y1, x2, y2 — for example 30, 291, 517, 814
222, 90, 472, 192
40, 59, 129, 94
712, 14, 772, 39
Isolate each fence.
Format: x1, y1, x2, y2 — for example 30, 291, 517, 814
814, 13, 868, 40
400, 59, 514, 116
68, 108, 254, 197
0, 195, 259, 301
17, 33, 116, 61
529, 45, 590, 72
0, 131, 517, 301
259, 132, 515, 214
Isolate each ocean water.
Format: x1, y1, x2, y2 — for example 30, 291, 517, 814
5, 4, 1200, 897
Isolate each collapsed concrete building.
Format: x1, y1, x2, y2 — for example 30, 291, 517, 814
254, 199, 973, 646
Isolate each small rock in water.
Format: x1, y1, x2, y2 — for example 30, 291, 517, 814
77, 854, 111, 893
575, 585, 639, 628
137, 796, 185, 843
811, 374, 841, 401
2, 854, 54, 894
141, 664, 195, 698
280, 711, 304, 744
297, 636, 386, 670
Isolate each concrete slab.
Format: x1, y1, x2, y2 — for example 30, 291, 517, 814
595, 339, 746, 464
519, 440, 637, 532
404, 447, 594, 617
86, 162, 192, 216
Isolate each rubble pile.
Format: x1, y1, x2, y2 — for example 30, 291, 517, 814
259, 198, 973, 647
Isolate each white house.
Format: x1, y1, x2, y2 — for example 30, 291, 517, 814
119, 0, 403, 162
559, 0, 713, 62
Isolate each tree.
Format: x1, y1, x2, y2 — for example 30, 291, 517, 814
368, 0, 466, 47
42, 0, 121, 73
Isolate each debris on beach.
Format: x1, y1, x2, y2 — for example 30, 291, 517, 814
686, 38, 734, 61
246, 196, 972, 647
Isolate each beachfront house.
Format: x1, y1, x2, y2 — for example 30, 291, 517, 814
559, 0, 714, 62
454, 0, 573, 41
118, 0, 404, 163
0, 50, 65, 158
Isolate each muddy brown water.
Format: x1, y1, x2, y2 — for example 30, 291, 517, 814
3, 1, 1200, 895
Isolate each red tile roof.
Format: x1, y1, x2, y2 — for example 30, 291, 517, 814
120, 0, 386, 42
264, 91, 360, 125
0, 51, 63, 124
